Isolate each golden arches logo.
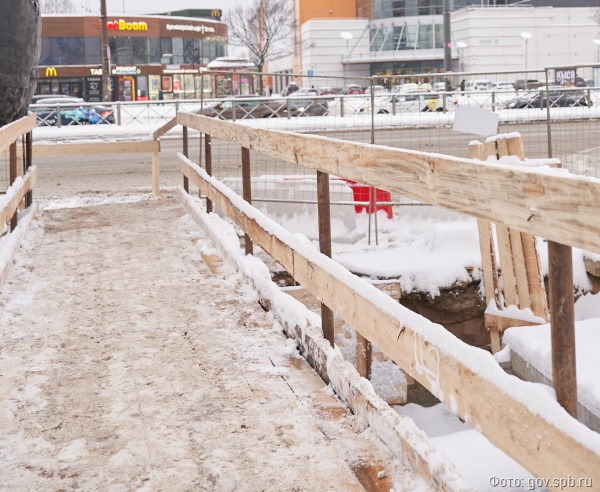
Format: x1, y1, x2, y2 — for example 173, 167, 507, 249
211, 9, 222, 17
45, 67, 58, 77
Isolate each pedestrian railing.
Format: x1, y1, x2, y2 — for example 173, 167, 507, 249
174, 111, 600, 486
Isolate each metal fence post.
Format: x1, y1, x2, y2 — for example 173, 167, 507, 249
56, 105, 61, 128
232, 100, 237, 122
545, 69, 553, 158
9, 142, 17, 230
25, 132, 32, 207
287, 98, 291, 119
548, 241, 578, 418
340, 95, 345, 118
117, 102, 122, 125
370, 77, 375, 145
317, 170, 335, 347
183, 126, 189, 193
392, 95, 397, 115
205, 134, 213, 213
491, 91, 496, 112
241, 147, 253, 255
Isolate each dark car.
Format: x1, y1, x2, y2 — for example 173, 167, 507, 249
289, 89, 329, 116
504, 89, 591, 109
281, 83, 300, 96
197, 96, 298, 119
32, 98, 115, 126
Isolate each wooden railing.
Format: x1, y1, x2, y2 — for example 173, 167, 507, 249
0, 114, 38, 284
175, 112, 600, 487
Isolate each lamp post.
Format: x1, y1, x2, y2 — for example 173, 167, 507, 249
593, 39, 600, 63
100, 0, 111, 102
456, 41, 467, 72
520, 31, 532, 71
341, 31, 353, 79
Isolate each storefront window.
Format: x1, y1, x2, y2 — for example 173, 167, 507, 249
40, 37, 86, 65
172, 38, 184, 65
160, 38, 173, 59
148, 38, 161, 64
149, 75, 161, 100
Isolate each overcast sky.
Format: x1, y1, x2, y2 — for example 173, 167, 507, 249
70, 0, 239, 15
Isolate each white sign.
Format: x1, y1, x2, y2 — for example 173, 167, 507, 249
453, 106, 499, 137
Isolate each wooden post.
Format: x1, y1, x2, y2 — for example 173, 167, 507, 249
198, 132, 203, 199
25, 132, 33, 208
205, 134, 213, 213
241, 146, 253, 255
548, 241, 578, 418
183, 126, 189, 193
9, 141, 18, 230
317, 170, 335, 346
151, 148, 160, 197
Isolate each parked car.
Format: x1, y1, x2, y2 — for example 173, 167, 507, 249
289, 89, 329, 116
197, 96, 298, 119
493, 82, 516, 91
342, 84, 364, 94
503, 88, 591, 109
514, 79, 543, 90
32, 97, 114, 125
358, 92, 445, 114
465, 79, 495, 91
281, 83, 300, 96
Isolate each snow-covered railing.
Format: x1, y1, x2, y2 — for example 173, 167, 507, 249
174, 112, 600, 487
0, 114, 38, 286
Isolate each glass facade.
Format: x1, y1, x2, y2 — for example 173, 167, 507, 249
370, 23, 443, 51
40, 36, 226, 66
357, 0, 522, 20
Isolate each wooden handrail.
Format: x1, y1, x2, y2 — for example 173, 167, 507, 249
0, 114, 36, 154
177, 112, 600, 255
151, 116, 178, 141
0, 167, 37, 228
178, 154, 600, 485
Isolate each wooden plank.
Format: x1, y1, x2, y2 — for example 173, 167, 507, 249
32, 140, 158, 157
177, 155, 600, 484
0, 114, 36, 154
317, 170, 334, 346
151, 116, 178, 140
151, 149, 160, 197
496, 225, 517, 306
509, 228, 531, 309
522, 234, 548, 319
484, 312, 542, 333
0, 167, 38, 228
177, 113, 600, 255
356, 335, 372, 379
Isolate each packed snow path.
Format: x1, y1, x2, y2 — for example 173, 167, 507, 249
0, 198, 417, 491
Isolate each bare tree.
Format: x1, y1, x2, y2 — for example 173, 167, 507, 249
225, 0, 294, 74
39, 0, 76, 14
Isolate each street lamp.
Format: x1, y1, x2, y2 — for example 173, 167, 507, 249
520, 31, 532, 70
456, 41, 467, 72
341, 31, 353, 79
593, 39, 600, 63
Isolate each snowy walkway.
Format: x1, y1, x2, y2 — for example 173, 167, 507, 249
0, 198, 415, 491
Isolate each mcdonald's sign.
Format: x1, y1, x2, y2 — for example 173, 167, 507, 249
45, 67, 58, 77
211, 9, 222, 18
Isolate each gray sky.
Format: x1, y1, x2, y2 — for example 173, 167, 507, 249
71, 0, 238, 15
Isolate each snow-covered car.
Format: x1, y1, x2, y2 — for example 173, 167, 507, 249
357, 92, 449, 114
32, 98, 115, 126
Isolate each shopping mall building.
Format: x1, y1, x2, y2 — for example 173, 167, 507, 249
37, 11, 227, 102
272, 0, 600, 83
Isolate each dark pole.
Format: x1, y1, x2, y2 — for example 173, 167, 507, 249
205, 134, 213, 213
317, 171, 335, 346
548, 241, 578, 418
183, 126, 189, 193
241, 147, 253, 255
25, 132, 32, 207
100, 0, 112, 102
443, 0, 452, 72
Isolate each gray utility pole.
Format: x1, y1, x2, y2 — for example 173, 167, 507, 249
443, 0, 452, 71
100, 0, 111, 101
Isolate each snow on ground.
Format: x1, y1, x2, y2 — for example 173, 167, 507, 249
0, 196, 430, 490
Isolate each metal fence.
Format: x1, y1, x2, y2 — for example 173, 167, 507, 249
31, 67, 600, 179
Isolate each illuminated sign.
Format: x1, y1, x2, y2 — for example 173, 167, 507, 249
111, 66, 142, 75
45, 67, 58, 77
165, 23, 215, 34
211, 9, 222, 17
99, 19, 149, 31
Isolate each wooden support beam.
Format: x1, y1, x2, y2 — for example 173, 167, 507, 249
177, 113, 600, 255
548, 241, 578, 418
242, 147, 253, 255
151, 148, 160, 198
151, 116, 178, 141
177, 155, 600, 483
